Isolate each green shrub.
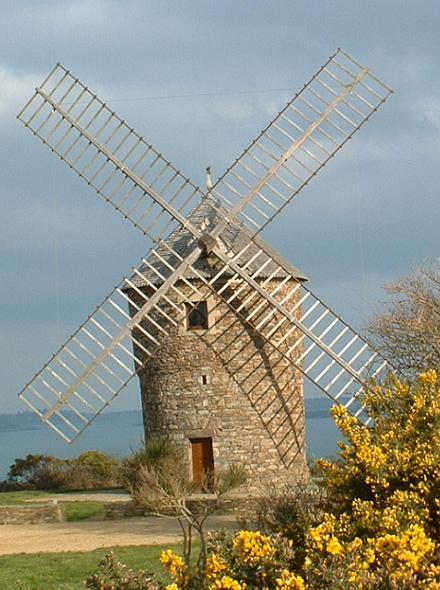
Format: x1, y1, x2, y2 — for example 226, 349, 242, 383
255, 485, 323, 570
85, 552, 160, 590
6, 451, 121, 491
120, 439, 177, 490
0, 479, 33, 492
77, 451, 120, 484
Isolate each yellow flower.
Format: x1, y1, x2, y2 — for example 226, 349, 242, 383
208, 575, 246, 590
275, 569, 306, 589
326, 536, 343, 556
375, 533, 400, 554
364, 547, 375, 564
346, 537, 363, 553
419, 369, 437, 385
303, 557, 312, 569
160, 549, 188, 584
307, 514, 338, 552
374, 525, 436, 574
232, 531, 276, 565
205, 553, 228, 579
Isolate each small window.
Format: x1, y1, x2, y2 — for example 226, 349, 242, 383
197, 371, 211, 385
186, 301, 209, 330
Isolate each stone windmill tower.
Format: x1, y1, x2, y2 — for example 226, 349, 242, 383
128, 196, 309, 491
16, 50, 393, 493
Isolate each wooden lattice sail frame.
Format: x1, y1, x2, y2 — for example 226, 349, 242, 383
17, 49, 393, 442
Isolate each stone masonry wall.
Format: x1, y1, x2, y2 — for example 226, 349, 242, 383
130, 277, 309, 494
0, 503, 65, 524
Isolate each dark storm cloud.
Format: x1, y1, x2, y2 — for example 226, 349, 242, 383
1, 0, 440, 411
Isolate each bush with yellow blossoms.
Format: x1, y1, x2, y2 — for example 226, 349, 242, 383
86, 371, 439, 590
305, 371, 440, 589
159, 530, 306, 590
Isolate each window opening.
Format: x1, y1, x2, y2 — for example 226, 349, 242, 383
186, 300, 209, 330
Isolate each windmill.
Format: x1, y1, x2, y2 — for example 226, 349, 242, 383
17, 49, 393, 491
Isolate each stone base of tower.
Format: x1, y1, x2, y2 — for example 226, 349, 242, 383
130, 275, 310, 495
136, 303, 308, 493
140, 366, 309, 495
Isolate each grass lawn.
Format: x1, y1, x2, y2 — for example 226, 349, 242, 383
0, 543, 177, 589
0, 490, 51, 505
62, 501, 106, 521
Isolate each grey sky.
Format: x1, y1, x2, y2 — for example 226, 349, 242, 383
1, 0, 439, 413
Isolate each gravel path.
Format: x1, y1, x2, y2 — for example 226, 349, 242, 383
0, 515, 238, 555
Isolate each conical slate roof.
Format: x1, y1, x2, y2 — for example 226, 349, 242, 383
131, 197, 307, 287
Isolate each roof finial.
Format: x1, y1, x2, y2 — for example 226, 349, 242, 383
206, 165, 213, 192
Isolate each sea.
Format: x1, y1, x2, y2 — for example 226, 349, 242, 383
0, 399, 340, 479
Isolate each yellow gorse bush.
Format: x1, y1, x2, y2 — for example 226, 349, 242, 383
306, 371, 440, 589
156, 371, 439, 590
207, 530, 306, 589
374, 524, 435, 571
317, 372, 439, 529
161, 530, 307, 590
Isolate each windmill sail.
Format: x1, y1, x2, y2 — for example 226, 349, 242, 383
17, 63, 205, 244
201, 241, 391, 419
18, 242, 207, 442
207, 49, 392, 236
17, 55, 392, 302
17, 51, 392, 248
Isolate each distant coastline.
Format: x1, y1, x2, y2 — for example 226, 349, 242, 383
0, 409, 144, 433
0, 398, 334, 433
0, 399, 341, 479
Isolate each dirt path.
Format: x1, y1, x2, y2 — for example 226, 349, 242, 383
0, 515, 238, 555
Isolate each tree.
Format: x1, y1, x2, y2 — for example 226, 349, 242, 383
368, 263, 440, 375
128, 446, 246, 574
8, 454, 64, 489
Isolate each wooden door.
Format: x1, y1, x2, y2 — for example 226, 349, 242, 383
190, 438, 214, 491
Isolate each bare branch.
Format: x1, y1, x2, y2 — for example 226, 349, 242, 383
368, 262, 440, 374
